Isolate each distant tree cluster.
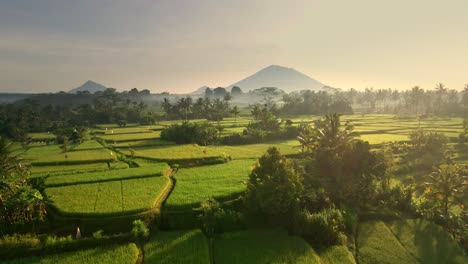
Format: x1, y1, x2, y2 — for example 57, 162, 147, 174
161, 96, 231, 121
281, 90, 353, 115
344, 84, 468, 116
0, 88, 158, 142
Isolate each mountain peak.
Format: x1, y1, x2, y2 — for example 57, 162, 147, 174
69, 80, 107, 94
226, 65, 326, 92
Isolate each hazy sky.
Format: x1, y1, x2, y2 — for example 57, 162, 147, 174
1, 0, 468, 93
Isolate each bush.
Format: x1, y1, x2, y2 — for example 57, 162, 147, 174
244, 147, 303, 226
198, 197, 243, 237
131, 219, 149, 241
160, 122, 219, 145
293, 207, 347, 246
0, 234, 41, 249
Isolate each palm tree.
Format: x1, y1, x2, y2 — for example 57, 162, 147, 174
297, 113, 357, 153
423, 165, 467, 222
231, 106, 240, 127
177, 97, 193, 122
434, 83, 448, 115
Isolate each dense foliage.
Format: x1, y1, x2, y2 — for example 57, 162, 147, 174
0, 137, 47, 228
160, 122, 219, 145
244, 147, 303, 226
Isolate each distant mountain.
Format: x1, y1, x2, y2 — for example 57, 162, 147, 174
69, 80, 107, 94
190, 85, 210, 95
226, 65, 328, 93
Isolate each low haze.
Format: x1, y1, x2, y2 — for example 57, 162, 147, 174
1, 0, 468, 93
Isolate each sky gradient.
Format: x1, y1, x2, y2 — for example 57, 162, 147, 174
1, 0, 468, 93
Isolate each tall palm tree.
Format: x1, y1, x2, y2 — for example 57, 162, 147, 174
434, 83, 448, 115
231, 106, 240, 127
423, 165, 467, 222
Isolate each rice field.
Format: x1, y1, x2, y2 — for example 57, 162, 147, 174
11, 114, 467, 262
317, 246, 356, 264
120, 142, 298, 162
357, 221, 418, 264
386, 219, 468, 264
144, 229, 210, 264
214, 230, 322, 264
3, 243, 139, 264
45, 163, 169, 186
98, 131, 161, 142
46, 176, 169, 216
164, 159, 255, 211
23, 144, 115, 165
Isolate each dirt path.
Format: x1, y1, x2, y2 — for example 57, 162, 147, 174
152, 168, 176, 209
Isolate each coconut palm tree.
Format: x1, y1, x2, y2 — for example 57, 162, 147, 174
423, 165, 467, 222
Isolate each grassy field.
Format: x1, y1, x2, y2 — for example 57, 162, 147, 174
144, 229, 210, 264
357, 221, 418, 264
46, 176, 169, 216
164, 159, 255, 211
4, 243, 139, 264
45, 163, 169, 186
214, 230, 322, 264
387, 219, 468, 264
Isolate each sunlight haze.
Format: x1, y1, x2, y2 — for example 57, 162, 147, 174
1, 0, 467, 93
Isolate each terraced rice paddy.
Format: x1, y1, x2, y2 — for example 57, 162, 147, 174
144, 229, 210, 264
214, 230, 322, 264
165, 159, 255, 211
357, 221, 418, 264
3, 243, 139, 264
47, 176, 169, 216
9, 114, 466, 263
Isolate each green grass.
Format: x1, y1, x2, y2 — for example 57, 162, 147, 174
45, 163, 169, 186
387, 219, 468, 264
164, 159, 255, 211
4, 243, 139, 264
357, 221, 417, 264
46, 176, 169, 216
144, 229, 210, 264
214, 230, 321, 264
317, 245, 356, 264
